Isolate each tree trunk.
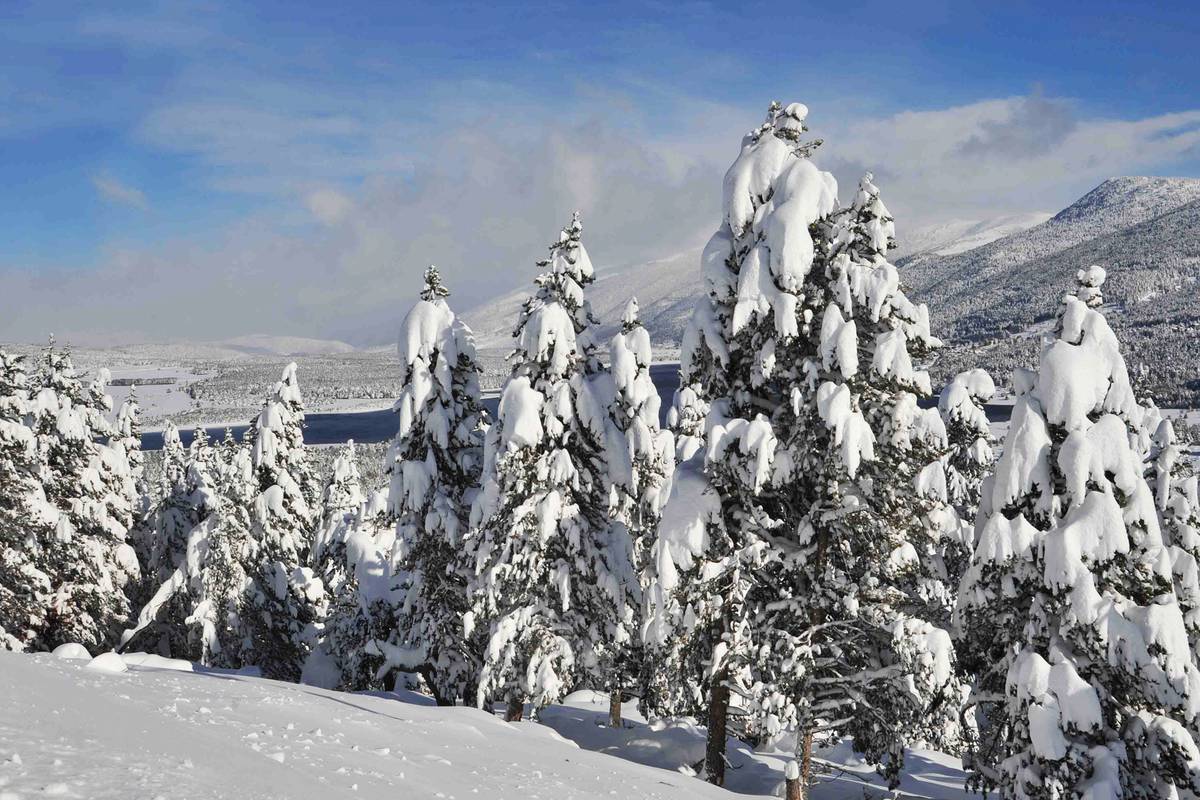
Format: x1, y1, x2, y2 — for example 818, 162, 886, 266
799, 728, 815, 797
505, 696, 524, 722
704, 678, 730, 786
785, 759, 803, 800
609, 687, 623, 728
423, 667, 456, 707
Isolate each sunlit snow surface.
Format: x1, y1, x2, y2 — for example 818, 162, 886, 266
0, 651, 971, 799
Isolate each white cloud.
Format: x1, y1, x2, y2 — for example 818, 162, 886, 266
305, 188, 354, 226
815, 95, 1200, 229
5, 92, 1200, 345
91, 173, 150, 211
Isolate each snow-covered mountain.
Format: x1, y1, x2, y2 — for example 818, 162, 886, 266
892, 212, 1052, 259
217, 334, 358, 356
901, 176, 1200, 404
464, 248, 703, 352
463, 176, 1200, 405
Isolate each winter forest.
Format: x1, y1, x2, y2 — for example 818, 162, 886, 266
4, 99, 1200, 800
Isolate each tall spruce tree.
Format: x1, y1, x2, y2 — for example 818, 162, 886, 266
242, 363, 325, 681
122, 445, 257, 667
1151, 419, 1200, 657
113, 390, 145, 520
385, 266, 486, 705
939, 369, 996, 522
468, 213, 633, 720
0, 350, 57, 650
666, 101, 840, 785
752, 172, 959, 787
317, 488, 403, 692
29, 341, 137, 650
313, 440, 364, 598
670, 104, 957, 788
937, 369, 998, 601
957, 266, 1200, 797
142, 422, 198, 588
603, 298, 675, 726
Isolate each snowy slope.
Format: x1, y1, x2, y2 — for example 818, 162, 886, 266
463, 248, 702, 352
0, 651, 738, 800
901, 177, 1200, 404
892, 212, 1051, 259
218, 334, 358, 356
0, 651, 971, 799
462, 212, 1049, 354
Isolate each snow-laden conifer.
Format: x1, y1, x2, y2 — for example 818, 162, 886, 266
937, 369, 997, 596
122, 446, 257, 667
29, 340, 138, 650
316, 487, 403, 692
752, 169, 960, 785
0, 349, 57, 650
383, 266, 486, 705
601, 297, 675, 726
1148, 417, 1200, 659
666, 383, 708, 463
242, 363, 325, 681
113, 390, 146, 517
141, 422, 197, 588
468, 213, 632, 720
939, 369, 996, 521
957, 266, 1200, 797
670, 105, 958, 787
313, 440, 364, 598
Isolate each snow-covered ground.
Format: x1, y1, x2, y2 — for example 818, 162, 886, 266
104, 366, 209, 424
0, 651, 971, 800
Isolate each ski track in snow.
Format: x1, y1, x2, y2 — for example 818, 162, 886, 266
0, 652, 971, 799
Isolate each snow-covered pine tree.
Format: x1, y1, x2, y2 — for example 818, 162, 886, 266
122, 446, 257, 667
141, 422, 197, 588
0, 349, 57, 650
242, 363, 325, 681
468, 213, 632, 721
664, 101, 838, 785
384, 266, 486, 705
188, 426, 218, 487
937, 369, 997, 596
672, 106, 958, 787
957, 266, 1200, 797
313, 440, 364, 599
751, 171, 959, 786
939, 369, 996, 522
315, 487, 404, 692
602, 297, 675, 726
113, 389, 146, 519
28, 340, 137, 650
666, 383, 709, 463
1148, 417, 1200, 658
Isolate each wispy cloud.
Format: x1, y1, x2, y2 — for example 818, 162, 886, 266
818, 95, 1200, 229
5, 86, 1200, 344
91, 173, 150, 211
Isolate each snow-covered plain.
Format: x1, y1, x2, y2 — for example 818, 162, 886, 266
0, 651, 971, 799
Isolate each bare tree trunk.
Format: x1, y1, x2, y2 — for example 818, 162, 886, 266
505, 696, 524, 722
799, 728, 815, 796
609, 687, 623, 728
704, 678, 730, 786
421, 665, 455, 706
785, 759, 803, 800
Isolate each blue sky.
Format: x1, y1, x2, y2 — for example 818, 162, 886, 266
2, 0, 1199, 342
